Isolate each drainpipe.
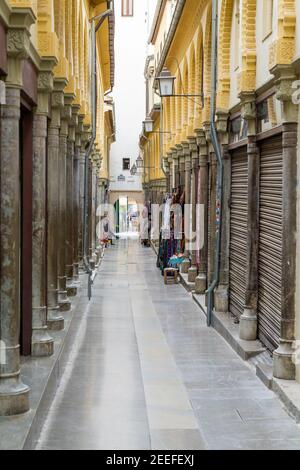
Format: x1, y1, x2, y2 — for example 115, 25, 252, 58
83, 6, 113, 299
206, 0, 223, 327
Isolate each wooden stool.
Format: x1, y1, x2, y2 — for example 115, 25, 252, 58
164, 268, 178, 285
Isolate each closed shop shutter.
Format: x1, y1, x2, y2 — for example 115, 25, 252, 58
258, 135, 283, 351
229, 147, 248, 319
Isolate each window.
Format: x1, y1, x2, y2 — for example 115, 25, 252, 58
229, 116, 248, 144
263, 0, 273, 39
122, 0, 134, 17
123, 158, 131, 171
257, 94, 281, 133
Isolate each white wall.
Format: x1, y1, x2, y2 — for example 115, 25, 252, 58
109, 0, 157, 193
256, 0, 278, 89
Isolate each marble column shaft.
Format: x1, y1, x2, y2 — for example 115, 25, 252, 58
78, 150, 86, 264
214, 145, 231, 313
73, 142, 81, 279
32, 111, 54, 356
240, 137, 259, 340
66, 135, 75, 282
47, 109, 64, 330
208, 152, 217, 286
188, 137, 199, 282
58, 119, 71, 311
274, 122, 298, 380
195, 134, 209, 294
0, 87, 30, 415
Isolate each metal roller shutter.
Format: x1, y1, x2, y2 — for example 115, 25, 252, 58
258, 135, 283, 351
229, 147, 248, 319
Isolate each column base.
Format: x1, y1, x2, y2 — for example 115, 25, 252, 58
67, 283, 78, 297
214, 284, 229, 313
89, 260, 96, 270
188, 266, 198, 283
73, 262, 79, 281
273, 341, 296, 380
32, 329, 54, 357
59, 299, 72, 312
47, 307, 65, 331
181, 259, 190, 274
239, 308, 258, 341
0, 378, 30, 416
195, 273, 207, 294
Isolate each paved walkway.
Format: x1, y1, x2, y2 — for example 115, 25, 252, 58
37, 239, 300, 450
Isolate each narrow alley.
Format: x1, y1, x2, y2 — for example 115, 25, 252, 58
2, 0, 300, 456
36, 240, 300, 451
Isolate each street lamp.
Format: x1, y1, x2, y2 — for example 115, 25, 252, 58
136, 155, 144, 170
130, 164, 137, 176
156, 67, 176, 97
156, 66, 203, 100
143, 117, 154, 133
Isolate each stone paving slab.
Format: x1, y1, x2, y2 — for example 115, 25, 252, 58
35, 240, 300, 450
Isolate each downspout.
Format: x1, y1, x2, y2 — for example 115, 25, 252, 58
206, 0, 223, 326
83, 6, 113, 299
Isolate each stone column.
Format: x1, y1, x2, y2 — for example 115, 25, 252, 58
57, 116, 71, 311
78, 147, 86, 267
177, 145, 185, 189
239, 98, 259, 339
31, 74, 54, 357
195, 131, 208, 294
167, 156, 173, 192
273, 121, 298, 379
214, 144, 231, 313
239, 135, 259, 339
164, 158, 170, 193
271, 66, 298, 380
171, 148, 179, 189
47, 87, 64, 330
181, 141, 191, 274
66, 124, 77, 295
208, 151, 217, 287
0, 85, 30, 415
73, 133, 81, 281
87, 160, 93, 262
188, 136, 199, 283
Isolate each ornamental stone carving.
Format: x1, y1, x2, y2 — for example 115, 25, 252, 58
38, 71, 53, 92
7, 28, 30, 58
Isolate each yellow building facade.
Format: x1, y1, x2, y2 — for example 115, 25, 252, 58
145, 0, 300, 395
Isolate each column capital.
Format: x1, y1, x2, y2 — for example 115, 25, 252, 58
215, 110, 229, 134
35, 59, 56, 116
271, 64, 298, 122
